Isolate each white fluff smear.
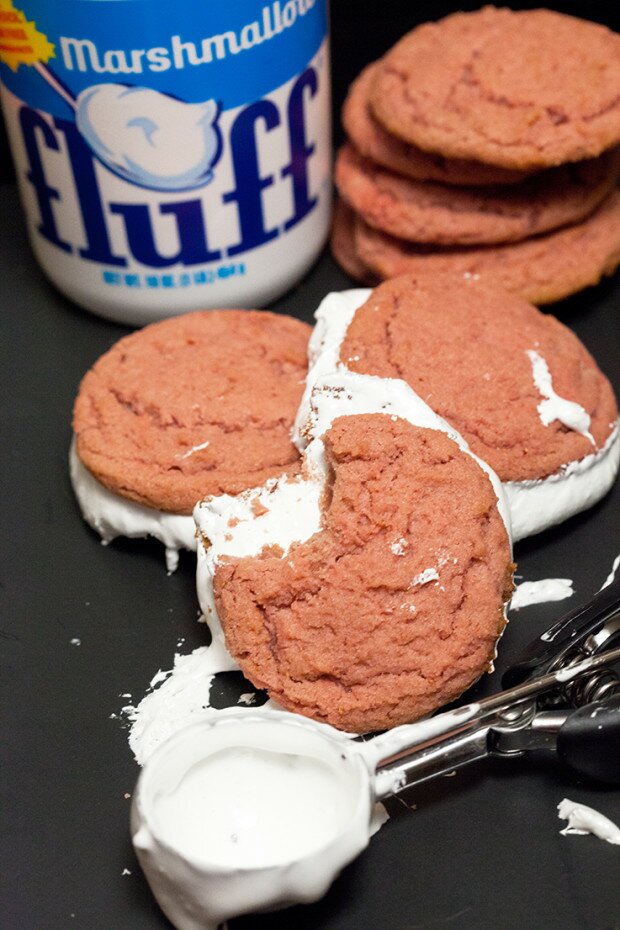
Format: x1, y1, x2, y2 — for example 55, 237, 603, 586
509, 578, 574, 611
558, 799, 620, 845
526, 349, 594, 444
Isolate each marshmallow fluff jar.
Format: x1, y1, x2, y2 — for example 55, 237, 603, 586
0, 0, 331, 324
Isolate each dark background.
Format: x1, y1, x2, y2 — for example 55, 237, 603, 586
1, 3, 619, 930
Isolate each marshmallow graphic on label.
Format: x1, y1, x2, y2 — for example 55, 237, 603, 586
75, 84, 222, 191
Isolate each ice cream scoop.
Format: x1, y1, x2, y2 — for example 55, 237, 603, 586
130, 705, 478, 930
131, 625, 620, 930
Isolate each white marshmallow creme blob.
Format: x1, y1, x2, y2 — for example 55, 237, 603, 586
75, 84, 221, 190
131, 705, 479, 930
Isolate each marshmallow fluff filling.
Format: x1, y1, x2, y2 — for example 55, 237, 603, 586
69, 440, 197, 572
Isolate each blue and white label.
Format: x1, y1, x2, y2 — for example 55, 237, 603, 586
0, 0, 331, 323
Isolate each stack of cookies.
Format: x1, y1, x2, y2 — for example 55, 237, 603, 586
331, 7, 620, 304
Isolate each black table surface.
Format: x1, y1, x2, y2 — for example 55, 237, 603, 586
2, 3, 620, 929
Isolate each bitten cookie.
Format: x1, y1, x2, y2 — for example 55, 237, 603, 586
196, 376, 513, 733
370, 7, 620, 170
297, 279, 619, 541
71, 309, 310, 569
343, 62, 532, 186
336, 143, 620, 246
352, 191, 620, 305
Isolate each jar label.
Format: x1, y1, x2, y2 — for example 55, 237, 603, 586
0, 0, 331, 316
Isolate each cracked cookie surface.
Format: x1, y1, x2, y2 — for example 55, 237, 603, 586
353, 190, 620, 305
370, 8, 620, 170
336, 142, 620, 246
73, 310, 311, 514
213, 413, 513, 733
339, 276, 618, 483
344, 62, 532, 186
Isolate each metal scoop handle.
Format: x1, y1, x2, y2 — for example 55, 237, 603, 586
372, 644, 620, 799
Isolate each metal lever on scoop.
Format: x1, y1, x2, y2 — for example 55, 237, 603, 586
502, 568, 620, 690
484, 566, 620, 785
371, 644, 620, 798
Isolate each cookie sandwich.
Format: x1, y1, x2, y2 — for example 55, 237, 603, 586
71, 309, 310, 570
296, 276, 619, 541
